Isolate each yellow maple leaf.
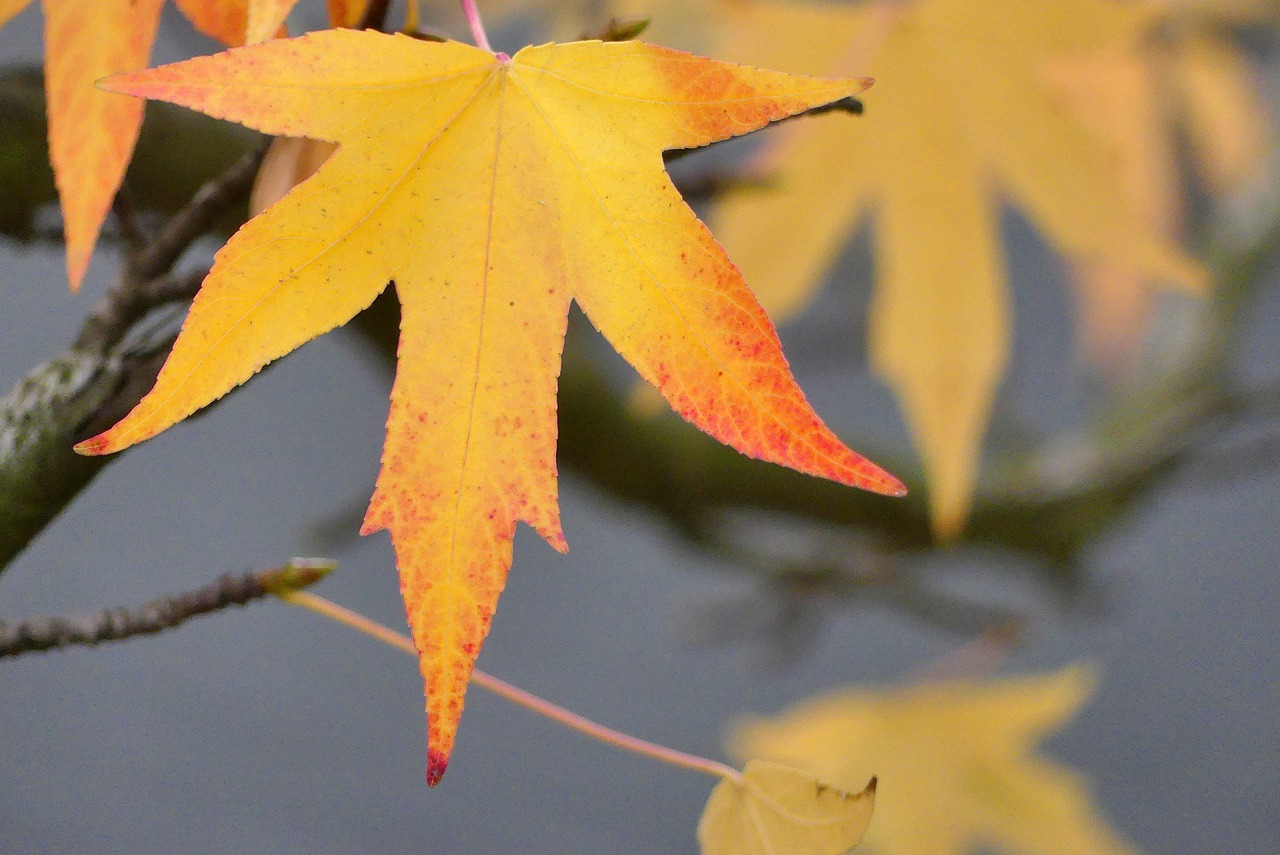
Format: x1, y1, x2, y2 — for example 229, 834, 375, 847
1047, 41, 1182, 371
76, 30, 906, 782
645, 0, 1205, 538
699, 760, 876, 855
729, 667, 1141, 855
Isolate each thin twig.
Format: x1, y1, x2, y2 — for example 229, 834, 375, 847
131, 143, 267, 284
74, 267, 209, 354
75, 143, 267, 354
3, 139, 275, 575
280, 590, 743, 783
135, 267, 209, 309
110, 183, 149, 255
0, 559, 333, 658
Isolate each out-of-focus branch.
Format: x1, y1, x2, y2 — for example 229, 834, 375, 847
0, 136, 266, 574
0, 336, 173, 571
128, 145, 267, 289
0, 559, 333, 658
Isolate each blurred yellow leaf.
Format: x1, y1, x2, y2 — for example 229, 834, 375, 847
174, 0, 291, 47
325, 0, 369, 27
730, 666, 1143, 855
245, 0, 297, 44
0, 0, 28, 29
698, 0, 1205, 539
247, 135, 336, 217
699, 760, 876, 855
1048, 42, 1183, 370
1049, 3, 1270, 370
1172, 31, 1273, 199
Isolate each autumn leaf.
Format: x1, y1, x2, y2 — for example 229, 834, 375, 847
1050, 4, 1272, 369
244, 0, 296, 44
172, 0, 251, 47
0, 0, 165, 290
1171, 30, 1273, 199
76, 30, 905, 783
175, 0, 293, 47
325, 0, 371, 29
248, 136, 337, 217
730, 666, 1143, 855
641, 0, 1205, 538
0, 0, 284, 290
699, 761, 876, 855
0, 0, 28, 29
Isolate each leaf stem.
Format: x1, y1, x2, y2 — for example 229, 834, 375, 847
279, 589, 742, 782
460, 0, 504, 59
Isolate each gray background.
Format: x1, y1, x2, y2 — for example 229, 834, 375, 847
2, 4, 1278, 854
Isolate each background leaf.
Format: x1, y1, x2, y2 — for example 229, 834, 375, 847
729, 667, 1142, 855
699, 761, 876, 855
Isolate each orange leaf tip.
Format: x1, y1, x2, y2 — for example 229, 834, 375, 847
850, 462, 906, 497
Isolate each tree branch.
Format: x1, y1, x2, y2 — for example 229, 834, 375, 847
0, 140, 268, 574
0, 338, 172, 570
0, 559, 333, 658
128, 143, 267, 287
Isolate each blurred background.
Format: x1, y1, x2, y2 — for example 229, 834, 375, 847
1, 1, 1277, 853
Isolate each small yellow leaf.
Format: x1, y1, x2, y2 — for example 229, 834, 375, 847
246, 0, 296, 44
730, 667, 1142, 855
698, 760, 876, 855
248, 135, 336, 217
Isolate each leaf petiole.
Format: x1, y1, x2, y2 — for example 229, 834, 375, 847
460, 0, 507, 61
278, 589, 742, 782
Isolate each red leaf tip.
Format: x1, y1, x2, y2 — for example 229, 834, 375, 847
858, 464, 907, 498
73, 435, 110, 456
426, 748, 449, 787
